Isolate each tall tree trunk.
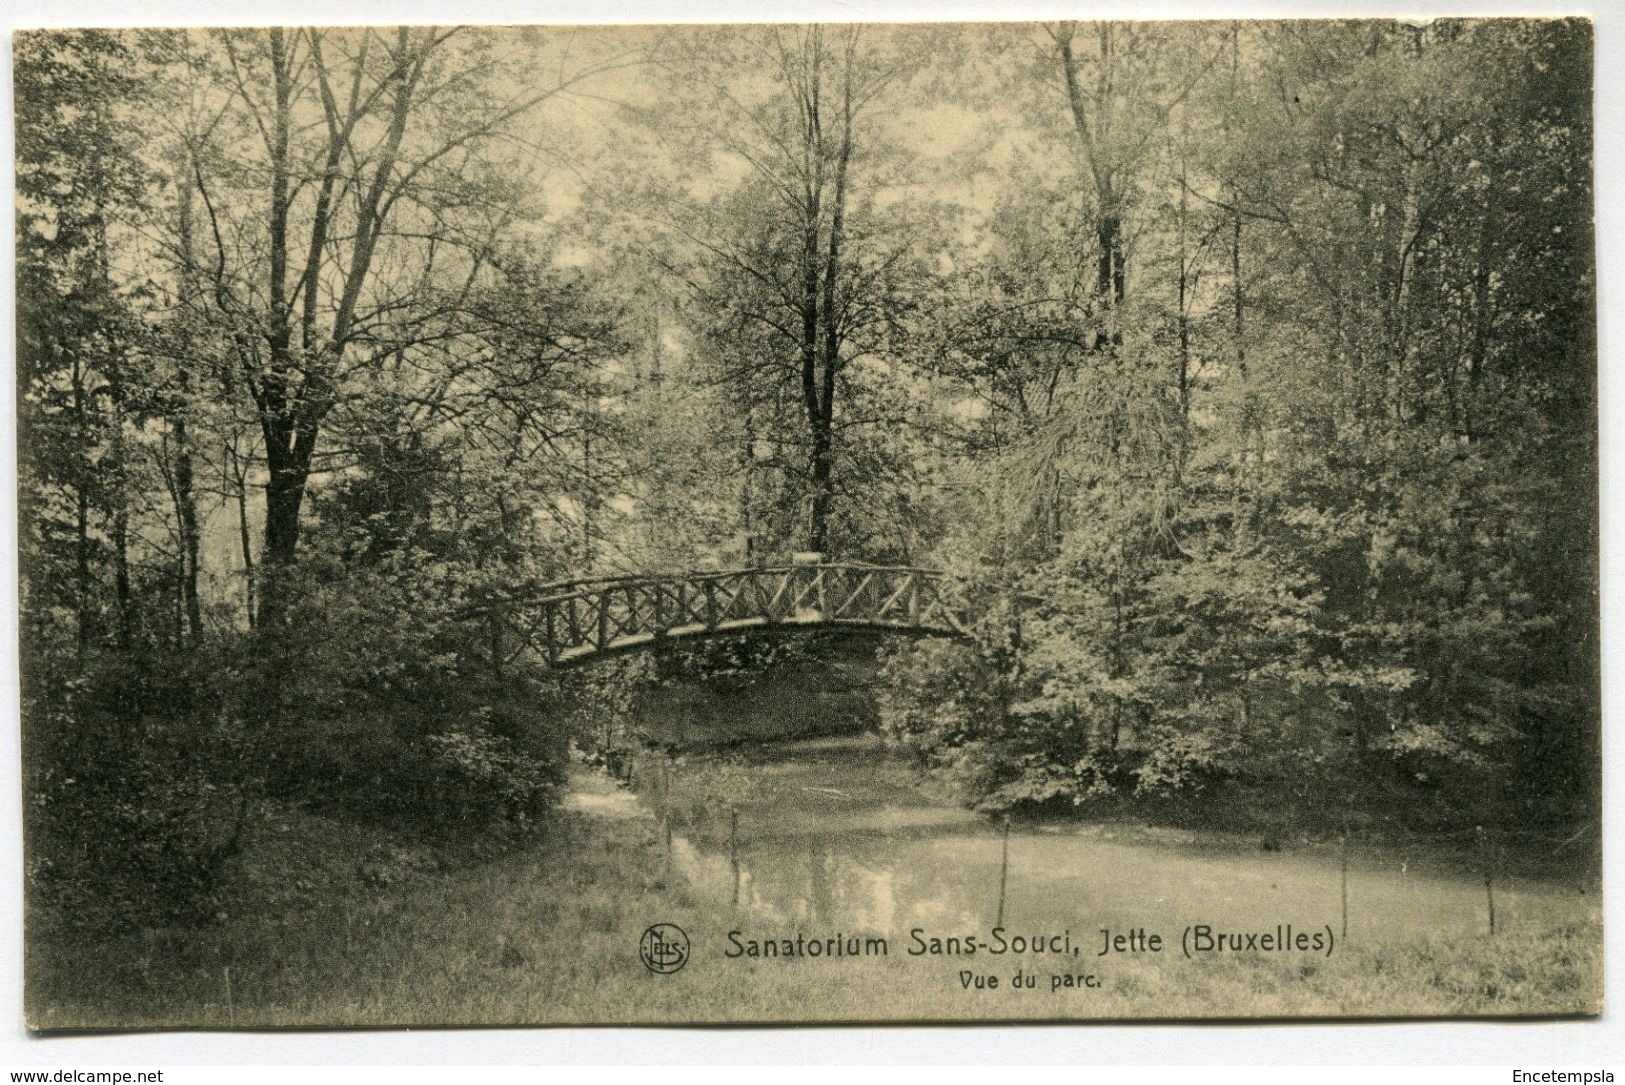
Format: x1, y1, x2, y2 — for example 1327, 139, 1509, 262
95, 196, 136, 651
108, 366, 131, 649
1097, 211, 1125, 312
798, 177, 825, 552
808, 54, 853, 557
1226, 25, 1257, 484
1057, 23, 1126, 351
230, 439, 257, 631
74, 484, 91, 663
174, 387, 204, 644
740, 405, 757, 563
256, 29, 300, 631
808, 424, 833, 554
582, 388, 598, 566
1176, 235, 1191, 425
69, 349, 93, 663
111, 503, 132, 650
257, 435, 307, 629
1174, 105, 1194, 468
1233, 209, 1256, 475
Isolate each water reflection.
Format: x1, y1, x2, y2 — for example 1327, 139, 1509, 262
656, 741, 1585, 945
673, 833, 983, 930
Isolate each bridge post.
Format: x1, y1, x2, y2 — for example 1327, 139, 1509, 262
597, 591, 611, 653
544, 602, 559, 665
703, 579, 718, 628
748, 570, 766, 621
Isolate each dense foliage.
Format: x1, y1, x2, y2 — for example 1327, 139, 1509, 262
878, 21, 1595, 826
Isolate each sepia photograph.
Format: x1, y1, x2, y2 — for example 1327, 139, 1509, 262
12, 16, 1600, 1030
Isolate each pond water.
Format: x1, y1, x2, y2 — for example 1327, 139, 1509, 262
642, 734, 1592, 948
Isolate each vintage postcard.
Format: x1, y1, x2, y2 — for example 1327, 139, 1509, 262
14, 17, 1599, 1028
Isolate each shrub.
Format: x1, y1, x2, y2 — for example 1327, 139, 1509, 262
261, 670, 569, 837
25, 647, 260, 934
425, 723, 561, 828
242, 550, 572, 836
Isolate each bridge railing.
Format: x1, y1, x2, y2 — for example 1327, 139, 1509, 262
482, 563, 968, 668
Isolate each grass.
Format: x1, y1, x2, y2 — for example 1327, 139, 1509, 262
26, 761, 1602, 1029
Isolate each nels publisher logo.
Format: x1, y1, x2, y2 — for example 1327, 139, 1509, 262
640, 923, 690, 975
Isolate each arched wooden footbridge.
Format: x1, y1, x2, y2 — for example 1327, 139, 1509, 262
481, 562, 969, 668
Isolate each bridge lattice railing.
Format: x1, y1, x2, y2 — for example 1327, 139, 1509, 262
481, 563, 968, 668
